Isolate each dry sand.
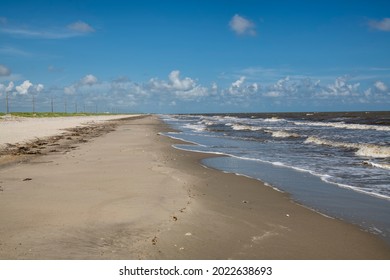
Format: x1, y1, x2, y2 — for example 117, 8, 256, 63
0, 115, 389, 259
0, 115, 136, 150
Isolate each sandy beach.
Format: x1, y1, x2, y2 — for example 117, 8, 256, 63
0, 114, 137, 150
0, 115, 389, 259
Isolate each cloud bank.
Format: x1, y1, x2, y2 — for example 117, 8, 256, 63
2, 70, 389, 113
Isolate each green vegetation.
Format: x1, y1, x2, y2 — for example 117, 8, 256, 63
0, 112, 123, 118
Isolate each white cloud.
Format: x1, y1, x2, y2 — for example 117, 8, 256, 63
1, 27, 70, 39
8, 80, 44, 97
146, 71, 193, 97
210, 82, 218, 93
147, 70, 208, 100
229, 14, 256, 36
6, 81, 14, 92
176, 86, 209, 99
67, 21, 95, 33
250, 82, 259, 92
1, 20, 95, 39
263, 76, 298, 98
168, 70, 196, 91
320, 76, 360, 97
64, 74, 99, 95
374, 81, 388, 92
0, 64, 11, 76
64, 85, 76, 95
263, 91, 281, 97
16, 80, 33, 95
80, 74, 98, 86
369, 18, 390, 31
0, 81, 14, 97
48, 65, 64, 73
224, 76, 260, 103
35, 84, 44, 92
231, 76, 246, 88
0, 46, 31, 56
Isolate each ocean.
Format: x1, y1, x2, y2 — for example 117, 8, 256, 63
160, 111, 390, 242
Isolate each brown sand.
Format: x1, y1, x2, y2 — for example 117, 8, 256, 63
0, 115, 389, 259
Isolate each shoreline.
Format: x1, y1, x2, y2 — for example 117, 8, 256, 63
0, 115, 389, 259
200, 156, 390, 243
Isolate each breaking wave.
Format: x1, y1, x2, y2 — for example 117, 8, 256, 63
363, 161, 390, 170
294, 121, 390, 131
304, 136, 390, 158
230, 124, 263, 131
265, 130, 301, 138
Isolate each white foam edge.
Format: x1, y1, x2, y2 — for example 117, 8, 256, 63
294, 120, 390, 131
200, 163, 285, 194
363, 160, 390, 170
159, 132, 208, 147
162, 133, 390, 201
172, 144, 226, 155
320, 176, 390, 201
299, 204, 335, 220
204, 163, 335, 219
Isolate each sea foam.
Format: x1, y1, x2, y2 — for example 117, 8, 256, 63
304, 136, 390, 158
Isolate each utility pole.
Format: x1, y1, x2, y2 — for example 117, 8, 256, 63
6, 92, 9, 114
64, 99, 67, 113
51, 96, 54, 113
32, 95, 36, 113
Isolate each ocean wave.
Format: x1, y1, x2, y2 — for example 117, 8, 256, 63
355, 145, 390, 158
168, 139, 390, 201
304, 136, 390, 158
199, 120, 216, 126
231, 154, 390, 200
231, 124, 263, 131
261, 157, 390, 200
363, 161, 390, 170
223, 116, 240, 121
183, 123, 206, 132
294, 121, 390, 131
262, 117, 286, 123
264, 129, 301, 138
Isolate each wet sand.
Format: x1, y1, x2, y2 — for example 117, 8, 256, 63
0, 115, 389, 259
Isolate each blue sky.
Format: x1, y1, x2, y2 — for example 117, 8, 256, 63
1, 0, 389, 113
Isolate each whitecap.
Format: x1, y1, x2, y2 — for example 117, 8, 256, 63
363, 161, 390, 170
294, 121, 390, 131
231, 124, 262, 131
265, 129, 301, 138
304, 136, 390, 158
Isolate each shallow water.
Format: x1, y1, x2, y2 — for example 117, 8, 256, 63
160, 112, 390, 242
